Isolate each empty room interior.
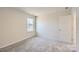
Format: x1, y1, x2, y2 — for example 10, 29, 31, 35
0, 7, 77, 52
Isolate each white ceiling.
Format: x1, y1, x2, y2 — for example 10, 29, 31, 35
16, 7, 70, 16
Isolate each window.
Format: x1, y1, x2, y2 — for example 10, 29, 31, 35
27, 16, 34, 32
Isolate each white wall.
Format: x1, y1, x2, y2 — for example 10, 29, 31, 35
37, 11, 73, 42
0, 8, 35, 48
37, 14, 58, 40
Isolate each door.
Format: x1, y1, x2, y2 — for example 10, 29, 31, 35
58, 15, 73, 43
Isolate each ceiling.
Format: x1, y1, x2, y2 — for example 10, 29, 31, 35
16, 7, 71, 16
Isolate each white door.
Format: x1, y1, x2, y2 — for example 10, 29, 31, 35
58, 15, 73, 43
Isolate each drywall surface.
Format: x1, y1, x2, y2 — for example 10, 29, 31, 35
77, 8, 79, 51
37, 15, 58, 40
0, 8, 35, 48
37, 11, 73, 42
